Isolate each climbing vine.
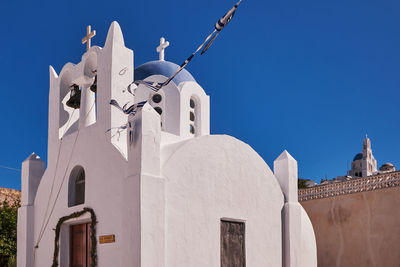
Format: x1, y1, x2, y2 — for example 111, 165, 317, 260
51, 207, 97, 267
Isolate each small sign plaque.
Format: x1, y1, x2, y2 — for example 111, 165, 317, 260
99, 234, 115, 244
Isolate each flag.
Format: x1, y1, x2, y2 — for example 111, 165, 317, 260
110, 99, 147, 115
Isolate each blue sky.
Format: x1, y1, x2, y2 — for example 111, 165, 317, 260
0, 0, 399, 189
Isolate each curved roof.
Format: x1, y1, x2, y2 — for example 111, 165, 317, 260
353, 153, 363, 161
379, 163, 395, 171
381, 163, 394, 167
134, 60, 196, 85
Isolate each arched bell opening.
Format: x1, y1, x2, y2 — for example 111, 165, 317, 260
59, 71, 79, 138
84, 53, 97, 93
83, 53, 97, 78
83, 53, 98, 124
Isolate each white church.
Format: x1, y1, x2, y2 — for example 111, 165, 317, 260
349, 135, 378, 178
17, 22, 317, 267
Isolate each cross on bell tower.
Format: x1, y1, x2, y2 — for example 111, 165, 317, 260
82, 25, 96, 51
156, 37, 170, 61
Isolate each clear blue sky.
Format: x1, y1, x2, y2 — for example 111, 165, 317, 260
0, 0, 399, 189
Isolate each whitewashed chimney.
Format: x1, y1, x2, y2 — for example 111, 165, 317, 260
21, 153, 45, 206
18, 152, 45, 267
274, 150, 301, 267
274, 150, 298, 203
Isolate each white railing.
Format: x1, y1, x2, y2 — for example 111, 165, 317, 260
298, 171, 400, 202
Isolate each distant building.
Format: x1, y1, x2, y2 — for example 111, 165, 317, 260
331, 175, 351, 183
305, 180, 318, 187
379, 163, 396, 173
349, 135, 378, 178
306, 136, 396, 187
298, 136, 400, 266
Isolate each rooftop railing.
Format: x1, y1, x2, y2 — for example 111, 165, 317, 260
298, 171, 400, 202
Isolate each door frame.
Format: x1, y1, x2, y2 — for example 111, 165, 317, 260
59, 213, 91, 267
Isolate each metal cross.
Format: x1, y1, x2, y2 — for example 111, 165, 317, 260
156, 37, 170, 61
82, 25, 96, 51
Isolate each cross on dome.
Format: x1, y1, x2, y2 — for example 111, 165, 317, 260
82, 25, 96, 51
156, 37, 170, 61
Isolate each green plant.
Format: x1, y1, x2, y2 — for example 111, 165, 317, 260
298, 179, 308, 189
0, 199, 20, 267
7, 255, 16, 267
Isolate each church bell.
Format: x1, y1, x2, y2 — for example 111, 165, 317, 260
90, 75, 97, 93
66, 84, 81, 109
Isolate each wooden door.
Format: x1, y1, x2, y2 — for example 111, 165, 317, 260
70, 223, 91, 267
221, 220, 246, 267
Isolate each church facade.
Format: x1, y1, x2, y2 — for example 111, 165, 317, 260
349, 136, 378, 178
17, 22, 317, 267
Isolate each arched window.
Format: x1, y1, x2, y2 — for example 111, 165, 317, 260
150, 92, 164, 128
189, 96, 200, 136
68, 166, 85, 207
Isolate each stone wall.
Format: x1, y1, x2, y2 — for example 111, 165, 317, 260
0, 187, 21, 204
300, 172, 400, 267
299, 171, 400, 202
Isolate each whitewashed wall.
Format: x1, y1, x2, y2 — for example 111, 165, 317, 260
161, 135, 284, 266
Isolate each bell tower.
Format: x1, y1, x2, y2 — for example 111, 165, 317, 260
47, 22, 134, 162
362, 135, 377, 177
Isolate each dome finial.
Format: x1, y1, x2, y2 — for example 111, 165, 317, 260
156, 37, 170, 61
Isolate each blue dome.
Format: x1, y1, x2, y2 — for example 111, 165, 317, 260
134, 60, 196, 85
353, 153, 363, 161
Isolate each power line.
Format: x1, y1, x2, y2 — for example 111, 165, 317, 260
0, 165, 20, 172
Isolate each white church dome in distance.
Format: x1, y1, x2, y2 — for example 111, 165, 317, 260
379, 163, 395, 173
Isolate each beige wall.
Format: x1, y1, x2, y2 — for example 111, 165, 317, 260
301, 187, 400, 267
